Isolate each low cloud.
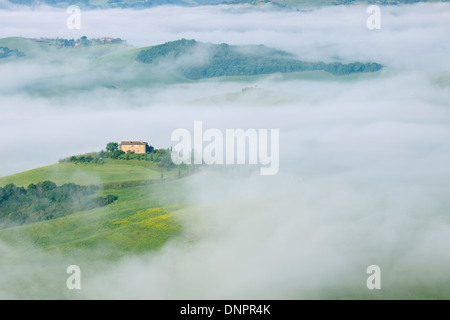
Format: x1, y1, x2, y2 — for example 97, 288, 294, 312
0, 2, 450, 299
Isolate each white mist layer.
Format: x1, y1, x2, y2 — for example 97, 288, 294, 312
0, 3, 449, 299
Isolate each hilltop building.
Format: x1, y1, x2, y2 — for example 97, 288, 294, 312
120, 141, 152, 154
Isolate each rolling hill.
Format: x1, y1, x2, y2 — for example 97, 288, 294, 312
0, 158, 192, 299
0, 159, 192, 258
5, 0, 450, 9
136, 39, 383, 79
0, 37, 384, 96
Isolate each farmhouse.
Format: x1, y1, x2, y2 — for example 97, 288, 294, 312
120, 141, 152, 154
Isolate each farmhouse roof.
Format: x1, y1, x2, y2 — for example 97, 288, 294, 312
121, 141, 148, 145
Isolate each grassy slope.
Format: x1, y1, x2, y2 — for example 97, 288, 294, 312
432, 71, 450, 87
268, 0, 447, 8
0, 37, 385, 95
0, 159, 173, 187
0, 160, 191, 258
0, 37, 188, 94
283, 0, 334, 8
0, 37, 51, 51
0, 37, 53, 62
0, 37, 134, 67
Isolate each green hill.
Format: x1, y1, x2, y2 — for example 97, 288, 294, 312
0, 36, 131, 63
0, 159, 174, 187
7, 0, 227, 9
0, 159, 192, 258
432, 71, 450, 87
0, 37, 384, 96
0, 156, 200, 299
6, 0, 450, 9
136, 39, 383, 79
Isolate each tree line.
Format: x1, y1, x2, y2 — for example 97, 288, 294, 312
0, 181, 117, 229
0, 46, 26, 59
59, 142, 175, 168
136, 39, 383, 80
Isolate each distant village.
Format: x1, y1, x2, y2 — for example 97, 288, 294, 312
32, 36, 125, 48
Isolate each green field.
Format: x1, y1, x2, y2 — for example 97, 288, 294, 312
432, 71, 450, 87
7, 0, 446, 10
0, 159, 193, 257
0, 37, 385, 97
0, 159, 177, 187
0, 156, 200, 298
